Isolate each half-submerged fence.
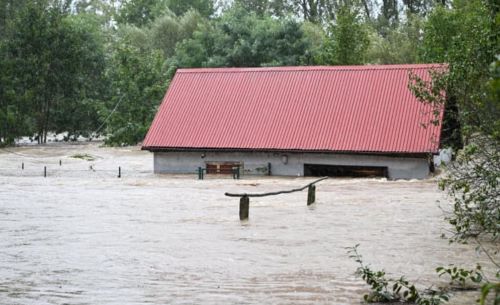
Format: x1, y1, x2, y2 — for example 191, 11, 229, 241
225, 177, 328, 220
1, 160, 143, 178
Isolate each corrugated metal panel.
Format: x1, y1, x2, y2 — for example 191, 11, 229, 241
142, 64, 445, 154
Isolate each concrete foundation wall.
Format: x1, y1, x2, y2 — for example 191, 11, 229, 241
153, 151, 430, 179
154, 152, 429, 179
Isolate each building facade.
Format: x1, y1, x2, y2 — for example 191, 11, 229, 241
143, 65, 444, 179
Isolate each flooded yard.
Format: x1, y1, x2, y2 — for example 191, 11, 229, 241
0, 143, 495, 304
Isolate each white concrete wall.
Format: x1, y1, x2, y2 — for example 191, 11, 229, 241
153, 151, 430, 179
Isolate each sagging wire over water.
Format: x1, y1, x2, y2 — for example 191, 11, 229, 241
91, 94, 126, 138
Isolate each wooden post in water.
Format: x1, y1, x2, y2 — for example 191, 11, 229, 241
239, 195, 249, 220
232, 166, 240, 180
226, 176, 327, 220
307, 185, 316, 205
44, 166, 47, 178
118, 166, 121, 178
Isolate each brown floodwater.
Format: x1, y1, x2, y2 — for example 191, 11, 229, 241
0, 142, 496, 304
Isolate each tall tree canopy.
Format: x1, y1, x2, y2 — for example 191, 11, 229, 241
116, 0, 169, 26
167, 0, 214, 18
0, 0, 497, 149
1, 0, 107, 143
315, 4, 370, 65
173, 6, 312, 67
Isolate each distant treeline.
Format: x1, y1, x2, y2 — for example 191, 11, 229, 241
0, 0, 497, 146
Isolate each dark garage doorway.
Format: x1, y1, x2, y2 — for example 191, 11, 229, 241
304, 164, 388, 178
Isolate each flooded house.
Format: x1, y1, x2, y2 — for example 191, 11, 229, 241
142, 65, 444, 179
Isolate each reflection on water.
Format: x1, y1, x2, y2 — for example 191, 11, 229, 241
0, 143, 494, 304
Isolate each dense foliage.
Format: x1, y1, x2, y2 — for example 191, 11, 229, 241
3, 0, 498, 146
409, 0, 499, 248
410, 1, 499, 303
0, 0, 472, 146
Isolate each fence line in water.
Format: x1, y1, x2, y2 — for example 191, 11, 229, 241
1, 162, 243, 179
225, 177, 328, 220
0, 162, 140, 178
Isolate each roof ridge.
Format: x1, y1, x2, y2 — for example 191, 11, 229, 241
177, 64, 445, 74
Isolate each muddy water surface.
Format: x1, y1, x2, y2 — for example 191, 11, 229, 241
0, 143, 494, 304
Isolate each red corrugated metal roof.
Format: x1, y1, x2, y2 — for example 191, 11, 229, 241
142, 64, 445, 154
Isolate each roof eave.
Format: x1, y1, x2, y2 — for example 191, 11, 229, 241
141, 146, 438, 157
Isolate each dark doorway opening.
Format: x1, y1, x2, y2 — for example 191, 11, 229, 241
304, 164, 388, 178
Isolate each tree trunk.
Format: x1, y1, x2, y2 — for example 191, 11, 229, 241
382, 0, 399, 24
43, 101, 51, 143
361, 0, 371, 20
308, 0, 318, 22
301, 0, 309, 21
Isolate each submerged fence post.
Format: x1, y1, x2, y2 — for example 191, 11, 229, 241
44, 166, 47, 178
232, 166, 240, 180
307, 185, 316, 205
118, 166, 121, 178
239, 195, 249, 220
226, 176, 327, 220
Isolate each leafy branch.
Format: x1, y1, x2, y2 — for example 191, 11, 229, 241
347, 245, 449, 305
436, 264, 484, 289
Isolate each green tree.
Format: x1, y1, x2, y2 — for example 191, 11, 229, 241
233, 0, 292, 17
173, 7, 311, 67
118, 24, 151, 52
232, 0, 364, 24
421, 0, 498, 142
0, 49, 32, 146
50, 13, 108, 138
72, 0, 119, 28
413, 0, 499, 238
116, 0, 169, 26
149, 9, 205, 57
0, 0, 29, 36
103, 41, 170, 146
301, 21, 327, 64
290, 0, 338, 24
116, 8, 204, 60
366, 13, 423, 64
316, 4, 370, 65
2, 1, 107, 143
409, 2, 499, 301
402, 0, 437, 15
0, 0, 31, 145
167, 0, 214, 18
381, 0, 399, 25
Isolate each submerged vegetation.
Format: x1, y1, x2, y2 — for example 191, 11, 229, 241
70, 153, 96, 161
348, 245, 450, 305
